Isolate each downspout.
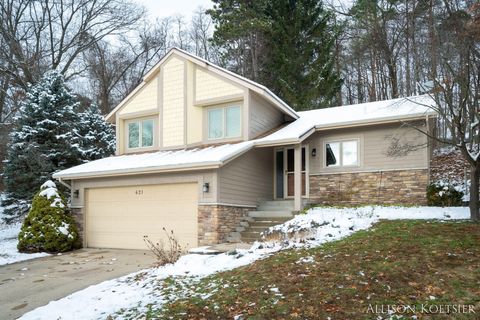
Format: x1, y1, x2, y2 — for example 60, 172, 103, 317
57, 177, 72, 190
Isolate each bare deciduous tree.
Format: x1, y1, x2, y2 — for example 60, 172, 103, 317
0, 0, 144, 121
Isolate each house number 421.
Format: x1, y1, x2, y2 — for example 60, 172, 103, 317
135, 190, 143, 195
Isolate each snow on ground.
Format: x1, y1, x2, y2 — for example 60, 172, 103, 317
0, 208, 49, 266
21, 206, 470, 320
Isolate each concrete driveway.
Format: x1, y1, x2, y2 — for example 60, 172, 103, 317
0, 248, 156, 319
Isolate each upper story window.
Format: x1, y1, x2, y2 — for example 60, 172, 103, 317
127, 119, 154, 149
207, 105, 241, 140
325, 139, 359, 167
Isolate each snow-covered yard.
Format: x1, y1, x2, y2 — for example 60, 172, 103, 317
20, 205, 470, 320
0, 209, 49, 266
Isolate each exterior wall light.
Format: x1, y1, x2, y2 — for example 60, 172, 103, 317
73, 189, 80, 198
203, 182, 210, 193
311, 148, 317, 157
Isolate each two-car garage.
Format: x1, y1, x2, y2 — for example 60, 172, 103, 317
85, 183, 198, 250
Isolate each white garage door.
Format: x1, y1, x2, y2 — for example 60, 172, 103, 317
85, 183, 198, 250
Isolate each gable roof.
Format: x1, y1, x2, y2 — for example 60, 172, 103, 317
55, 96, 437, 180
105, 48, 298, 122
255, 95, 437, 146
53, 141, 254, 179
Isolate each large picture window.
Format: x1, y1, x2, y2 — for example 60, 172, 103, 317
325, 139, 359, 167
127, 119, 154, 149
207, 105, 241, 140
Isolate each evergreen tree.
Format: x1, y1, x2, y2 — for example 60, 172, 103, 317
208, 0, 342, 110
265, 0, 343, 110
18, 180, 81, 253
78, 104, 116, 161
2, 71, 83, 221
208, 0, 270, 82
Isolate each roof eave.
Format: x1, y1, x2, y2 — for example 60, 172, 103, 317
53, 161, 223, 180
313, 112, 437, 132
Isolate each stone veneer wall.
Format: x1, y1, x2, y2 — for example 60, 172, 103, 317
70, 207, 85, 247
309, 169, 428, 206
198, 205, 251, 245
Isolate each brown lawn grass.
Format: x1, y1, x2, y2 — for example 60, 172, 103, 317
137, 220, 480, 319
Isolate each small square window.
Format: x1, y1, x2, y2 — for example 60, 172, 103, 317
207, 105, 241, 140
342, 140, 358, 166
325, 140, 359, 167
128, 122, 140, 148
208, 108, 224, 139
127, 119, 155, 149
142, 119, 154, 147
326, 142, 340, 167
226, 106, 241, 138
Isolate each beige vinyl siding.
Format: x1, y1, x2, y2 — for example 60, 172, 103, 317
85, 183, 198, 249
186, 61, 203, 144
195, 68, 244, 102
308, 122, 428, 174
249, 92, 284, 139
217, 148, 273, 206
118, 76, 158, 116
162, 57, 185, 147
70, 170, 217, 209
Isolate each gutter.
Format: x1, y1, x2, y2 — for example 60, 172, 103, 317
57, 177, 72, 189
53, 162, 223, 180
253, 113, 436, 148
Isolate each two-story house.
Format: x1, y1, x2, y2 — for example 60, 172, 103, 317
54, 48, 436, 250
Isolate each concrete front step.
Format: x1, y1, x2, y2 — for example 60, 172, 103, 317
241, 237, 262, 243
244, 225, 275, 231
248, 210, 293, 218
260, 200, 295, 206
241, 231, 262, 238
258, 206, 295, 212
248, 217, 293, 227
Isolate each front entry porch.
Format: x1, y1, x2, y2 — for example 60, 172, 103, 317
274, 144, 309, 211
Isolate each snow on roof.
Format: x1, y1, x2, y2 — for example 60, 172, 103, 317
53, 141, 254, 179
255, 95, 437, 146
56, 96, 437, 179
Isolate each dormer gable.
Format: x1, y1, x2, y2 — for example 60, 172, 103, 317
107, 48, 298, 155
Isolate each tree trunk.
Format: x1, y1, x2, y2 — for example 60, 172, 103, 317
470, 164, 480, 221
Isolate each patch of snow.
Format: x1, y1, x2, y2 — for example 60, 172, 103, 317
57, 222, 70, 236
296, 256, 315, 264
256, 95, 436, 146
53, 141, 255, 179
21, 206, 470, 319
40, 180, 57, 190
38, 180, 64, 208
188, 246, 220, 254
0, 202, 49, 266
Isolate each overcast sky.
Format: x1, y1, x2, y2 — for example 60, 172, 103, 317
135, 0, 213, 20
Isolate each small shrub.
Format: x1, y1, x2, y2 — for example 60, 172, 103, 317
143, 228, 185, 266
427, 182, 464, 207
17, 180, 81, 253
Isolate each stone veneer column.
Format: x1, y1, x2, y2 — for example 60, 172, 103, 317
70, 207, 85, 247
198, 205, 251, 246
309, 169, 428, 206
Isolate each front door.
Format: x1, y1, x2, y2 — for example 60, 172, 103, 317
275, 147, 307, 199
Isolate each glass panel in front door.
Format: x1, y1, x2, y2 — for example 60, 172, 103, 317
275, 150, 284, 199
286, 148, 306, 197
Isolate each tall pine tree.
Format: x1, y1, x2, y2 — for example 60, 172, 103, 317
78, 104, 115, 161
208, 0, 342, 110
2, 71, 115, 222
265, 0, 343, 110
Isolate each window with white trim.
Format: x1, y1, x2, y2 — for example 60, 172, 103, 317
207, 105, 241, 140
325, 140, 359, 167
127, 119, 154, 149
